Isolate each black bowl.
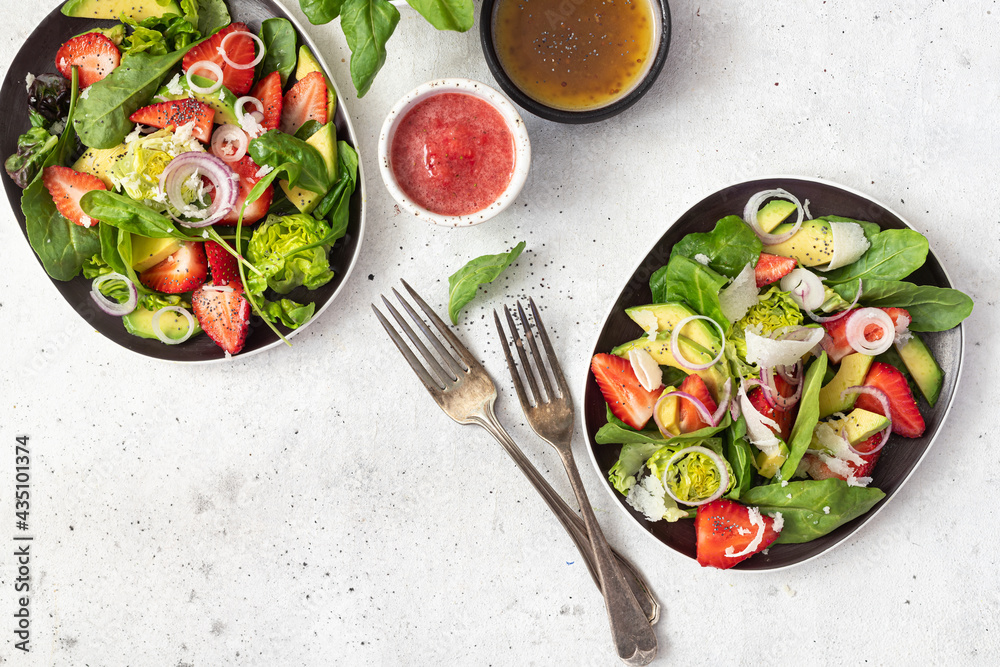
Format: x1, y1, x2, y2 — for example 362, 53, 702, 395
479, 0, 671, 124
0, 0, 366, 363
582, 176, 965, 570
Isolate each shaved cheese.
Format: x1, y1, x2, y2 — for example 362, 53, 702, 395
813, 423, 864, 466
725, 506, 765, 558
694, 253, 711, 266
630, 309, 660, 341
626, 475, 688, 522
847, 475, 872, 487
628, 348, 663, 393
744, 326, 825, 368
819, 221, 870, 272
819, 453, 853, 478
719, 262, 759, 322
770, 511, 784, 533
739, 383, 782, 454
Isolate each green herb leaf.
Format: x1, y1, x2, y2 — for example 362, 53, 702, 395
778, 352, 827, 481
723, 417, 754, 500
248, 130, 331, 194
651, 255, 728, 329
447, 241, 525, 324
831, 279, 974, 332
404, 0, 474, 31
196, 0, 231, 36
823, 228, 929, 284
260, 298, 316, 329
669, 215, 762, 278
300, 0, 346, 24
80, 191, 188, 239
258, 18, 298, 86
340, 0, 400, 98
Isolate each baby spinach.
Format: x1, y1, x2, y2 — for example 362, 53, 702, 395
405, 0, 474, 32
831, 279, 974, 332
447, 241, 525, 324
249, 130, 332, 194
778, 351, 827, 482
824, 228, 929, 284
724, 416, 754, 500
196, 0, 231, 36
314, 141, 359, 243
669, 215, 762, 278
99, 223, 128, 276
742, 479, 885, 544
651, 255, 728, 329
80, 191, 188, 239
340, 0, 401, 98
301, 0, 346, 24
258, 18, 298, 86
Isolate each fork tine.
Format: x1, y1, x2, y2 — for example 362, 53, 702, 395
372, 304, 444, 392
528, 297, 570, 399
516, 300, 555, 401
399, 279, 474, 371
380, 295, 455, 385
493, 310, 534, 413
503, 304, 543, 405
391, 287, 465, 379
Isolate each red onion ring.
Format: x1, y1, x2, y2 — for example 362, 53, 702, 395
839, 385, 893, 456
211, 124, 249, 162
670, 315, 726, 371
151, 306, 196, 345
219, 31, 265, 70
760, 364, 803, 410
845, 307, 895, 356
806, 279, 864, 323
662, 445, 730, 507
653, 392, 678, 438
711, 378, 733, 426
661, 391, 714, 427
743, 188, 805, 245
91, 272, 137, 316
186, 61, 223, 94
158, 152, 237, 227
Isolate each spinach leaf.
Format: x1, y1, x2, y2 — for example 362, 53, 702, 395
116, 228, 149, 294
831, 279, 974, 332
742, 479, 885, 544
99, 223, 127, 275
669, 215, 762, 278
724, 417, 754, 500
447, 241, 525, 324
778, 352, 827, 482
405, 0, 474, 31
823, 228, 929, 284
340, 0, 400, 97
80, 191, 189, 239
595, 423, 668, 446
316, 141, 359, 244
249, 130, 331, 194
196, 0, 231, 36
258, 18, 298, 85
653, 255, 728, 328
295, 120, 323, 141
301, 0, 346, 24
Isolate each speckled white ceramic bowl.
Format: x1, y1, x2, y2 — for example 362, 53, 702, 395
377, 78, 531, 227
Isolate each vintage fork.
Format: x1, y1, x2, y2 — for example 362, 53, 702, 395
494, 300, 658, 666
371, 281, 660, 631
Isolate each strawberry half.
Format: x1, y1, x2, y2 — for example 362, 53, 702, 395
56, 32, 120, 88
677, 374, 718, 433
695, 499, 780, 569
250, 71, 283, 131
821, 307, 912, 363
205, 241, 241, 286
129, 99, 215, 143
591, 353, 661, 430
139, 241, 208, 294
853, 361, 925, 438
746, 374, 797, 441
754, 252, 797, 288
280, 71, 328, 136
192, 282, 251, 355
219, 155, 273, 225
182, 23, 256, 96
42, 166, 106, 227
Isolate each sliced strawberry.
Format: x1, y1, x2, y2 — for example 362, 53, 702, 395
803, 432, 884, 482
56, 32, 120, 88
853, 361, 925, 438
695, 499, 780, 569
219, 155, 273, 225
755, 252, 797, 288
139, 241, 208, 294
182, 23, 256, 96
42, 166, 106, 227
205, 241, 241, 286
677, 374, 718, 433
280, 71, 328, 136
129, 99, 215, 143
591, 353, 661, 430
192, 282, 251, 355
250, 71, 283, 131
746, 374, 797, 441
821, 307, 912, 363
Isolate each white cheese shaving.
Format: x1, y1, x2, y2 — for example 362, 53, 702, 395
823, 506, 831, 514
847, 475, 872, 487
739, 383, 783, 454
744, 326, 825, 368
165, 73, 184, 96
173, 120, 196, 144
124, 125, 144, 144
819, 453, 853, 479
24, 73, 35, 93
79, 87, 90, 100
780, 480, 789, 487
625, 475, 688, 523
694, 253, 711, 266
819, 221, 870, 272
719, 262, 759, 322
80, 215, 94, 228
255, 164, 274, 179
627, 348, 663, 393
813, 422, 864, 466
770, 511, 784, 533
725, 507, 766, 558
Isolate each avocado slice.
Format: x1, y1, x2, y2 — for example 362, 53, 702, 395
123, 305, 201, 342
896, 334, 944, 407
62, 0, 181, 21
72, 145, 127, 189
156, 75, 241, 126
653, 386, 679, 436
295, 45, 337, 120
280, 122, 337, 214
131, 236, 183, 273
754, 444, 789, 479
612, 333, 729, 400
836, 408, 890, 444
757, 199, 797, 233
763, 219, 834, 267
625, 303, 722, 355
817, 353, 874, 418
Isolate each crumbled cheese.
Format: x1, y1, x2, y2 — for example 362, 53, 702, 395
24, 72, 35, 93
173, 120, 196, 144
847, 475, 872, 488
820, 453, 853, 479
79, 87, 90, 100
254, 163, 274, 179
625, 475, 687, 523
770, 511, 784, 533
780, 480, 789, 487
219, 89, 226, 102
694, 253, 710, 266
165, 73, 184, 96
202, 230, 210, 238
823, 506, 831, 514
124, 125, 144, 144
238, 112, 264, 138
783, 583, 796, 597
152, 95, 167, 103
736, 526, 750, 536
225, 351, 232, 360
786, 494, 792, 499
813, 423, 864, 466
80, 215, 94, 228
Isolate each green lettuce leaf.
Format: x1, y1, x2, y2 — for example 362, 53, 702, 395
246, 213, 336, 295
261, 298, 316, 329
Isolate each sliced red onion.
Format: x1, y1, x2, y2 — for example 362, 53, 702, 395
761, 364, 803, 410
776, 362, 802, 385
743, 188, 805, 245
219, 31, 265, 70
662, 446, 730, 507
653, 392, 678, 438
839, 385, 893, 456
158, 152, 237, 227
845, 307, 895, 356
211, 124, 249, 162
780, 268, 825, 311
805, 279, 863, 323
91, 273, 137, 316
711, 378, 733, 426
661, 390, 714, 427
670, 315, 726, 371
151, 306, 196, 345
186, 61, 223, 94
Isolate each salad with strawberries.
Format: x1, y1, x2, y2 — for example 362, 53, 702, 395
6, 0, 358, 356
590, 189, 973, 569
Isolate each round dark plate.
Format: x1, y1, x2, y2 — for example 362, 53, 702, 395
581, 176, 965, 571
0, 0, 366, 363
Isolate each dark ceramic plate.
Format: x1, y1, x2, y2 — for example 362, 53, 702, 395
0, 0, 365, 363
582, 176, 964, 571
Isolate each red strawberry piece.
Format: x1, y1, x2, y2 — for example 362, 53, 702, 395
182, 23, 256, 96
853, 361, 925, 438
591, 353, 662, 430
695, 499, 780, 569
280, 71, 328, 136
802, 432, 883, 482
42, 166, 106, 227
55, 32, 120, 88
678, 374, 718, 433
754, 252, 797, 288
746, 374, 797, 441
192, 282, 251, 355
250, 71, 283, 131
205, 241, 241, 286
821, 307, 912, 363
139, 241, 208, 294
218, 155, 273, 225
129, 99, 215, 143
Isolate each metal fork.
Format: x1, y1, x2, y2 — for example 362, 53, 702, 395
495, 300, 658, 666
372, 281, 660, 633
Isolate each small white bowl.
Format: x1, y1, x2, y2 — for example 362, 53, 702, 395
378, 78, 531, 227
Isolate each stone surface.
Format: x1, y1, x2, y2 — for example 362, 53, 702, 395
0, 0, 997, 664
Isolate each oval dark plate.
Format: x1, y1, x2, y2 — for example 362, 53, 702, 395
0, 0, 366, 363
582, 176, 964, 571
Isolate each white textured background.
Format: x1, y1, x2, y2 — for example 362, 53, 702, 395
1, 0, 998, 665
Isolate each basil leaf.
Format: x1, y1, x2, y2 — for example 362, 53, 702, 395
196, 0, 231, 36
258, 18, 298, 86
778, 351, 827, 482
669, 215, 762, 278
823, 228, 929, 284
405, 0, 474, 31
447, 241, 525, 324
340, 0, 400, 98
831, 279, 974, 332
300, 0, 346, 24
249, 130, 331, 194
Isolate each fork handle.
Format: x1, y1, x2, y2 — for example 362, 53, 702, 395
471, 413, 660, 628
